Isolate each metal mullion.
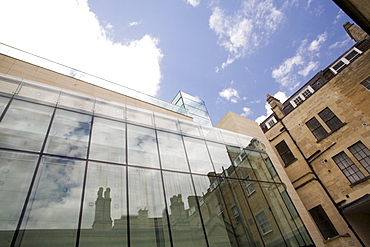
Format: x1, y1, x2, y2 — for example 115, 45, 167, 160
11, 105, 57, 247
75, 114, 94, 247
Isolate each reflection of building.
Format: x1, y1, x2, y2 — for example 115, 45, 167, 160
0, 45, 316, 246
258, 24, 370, 246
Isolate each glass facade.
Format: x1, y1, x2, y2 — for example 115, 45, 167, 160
0, 74, 313, 246
172, 91, 213, 127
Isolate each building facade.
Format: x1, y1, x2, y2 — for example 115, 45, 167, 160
0, 49, 315, 246
260, 25, 370, 247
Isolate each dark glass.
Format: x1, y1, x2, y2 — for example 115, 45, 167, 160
0, 151, 39, 247
89, 117, 126, 164
128, 167, 170, 246
0, 100, 54, 152
79, 162, 127, 247
17, 156, 85, 247
45, 109, 91, 158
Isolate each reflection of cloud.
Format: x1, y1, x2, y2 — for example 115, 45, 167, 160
0, 0, 163, 96
209, 0, 284, 69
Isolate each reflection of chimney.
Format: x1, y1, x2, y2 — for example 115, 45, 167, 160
93, 187, 112, 230
170, 194, 187, 220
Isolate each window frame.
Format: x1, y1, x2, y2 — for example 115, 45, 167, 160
330, 47, 362, 74
305, 117, 329, 141
318, 107, 344, 132
332, 151, 365, 184
290, 85, 315, 108
255, 211, 272, 235
244, 175, 256, 196
275, 140, 296, 166
309, 205, 338, 240
360, 76, 370, 91
348, 141, 370, 174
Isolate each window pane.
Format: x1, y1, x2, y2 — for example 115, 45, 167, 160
157, 131, 189, 172
90, 117, 125, 164
332, 152, 365, 183
348, 141, 370, 173
207, 142, 232, 174
162, 171, 207, 247
0, 100, 53, 152
183, 137, 214, 174
17, 81, 60, 105
45, 109, 91, 158
275, 141, 295, 165
17, 156, 85, 247
127, 124, 159, 168
128, 167, 170, 246
0, 151, 38, 247
306, 117, 328, 140
80, 162, 127, 246
318, 107, 343, 132
309, 205, 338, 240
0, 96, 10, 116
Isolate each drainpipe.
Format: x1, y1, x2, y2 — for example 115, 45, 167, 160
279, 119, 365, 247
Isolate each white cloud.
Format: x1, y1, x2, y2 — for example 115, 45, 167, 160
255, 91, 287, 123
308, 32, 327, 51
185, 0, 200, 7
0, 0, 163, 96
329, 37, 351, 49
209, 0, 284, 69
333, 10, 344, 24
241, 107, 252, 117
271, 32, 327, 90
218, 87, 240, 103
129, 21, 142, 26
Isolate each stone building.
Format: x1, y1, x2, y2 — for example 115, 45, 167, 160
258, 24, 370, 246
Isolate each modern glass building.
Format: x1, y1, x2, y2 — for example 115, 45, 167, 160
172, 91, 213, 127
0, 70, 314, 247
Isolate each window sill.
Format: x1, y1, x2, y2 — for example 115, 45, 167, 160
262, 230, 273, 236
284, 158, 298, 167
350, 175, 370, 187
316, 123, 347, 143
323, 233, 350, 243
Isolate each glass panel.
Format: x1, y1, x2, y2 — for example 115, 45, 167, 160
127, 124, 159, 168
207, 142, 232, 174
154, 113, 179, 132
0, 151, 38, 247
17, 81, 60, 105
238, 134, 254, 148
0, 100, 53, 152
90, 117, 125, 164
179, 120, 202, 137
157, 131, 189, 172
80, 162, 127, 247
128, 167, 170, 246
17, 156, 85, 247
162, 171, 207, 247
58, 91, 94, 113
0, 75, 20, 95
221, 178, 263, 246
183, 137, 214, 174
220, 129, 240, 146
239, 150, 275, 182
45, 109, 91, 158
94, 99, 125, 120
201, 126, 223, 142
192, 175, 236, 247
127, 106, 153, 126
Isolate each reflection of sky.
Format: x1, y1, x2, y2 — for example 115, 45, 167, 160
23, 157, 84, 229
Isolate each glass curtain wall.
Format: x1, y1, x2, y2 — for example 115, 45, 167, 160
0, 75, 313, 247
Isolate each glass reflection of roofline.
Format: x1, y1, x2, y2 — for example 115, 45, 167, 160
0, 43, 189, 117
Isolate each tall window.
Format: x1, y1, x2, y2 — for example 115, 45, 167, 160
348, 141, 370, 173
361, 76, 370, 90
256, 211, 272, 235
332, 151, 365, 183
244, 176, 255, 196
306, 117, 328, 141
232, 206, 241, 223
275, 140, 296, 166
318, 107, 343, 132
309, 205, 338, 240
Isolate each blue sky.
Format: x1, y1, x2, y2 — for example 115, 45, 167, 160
0, 0, 355, 125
